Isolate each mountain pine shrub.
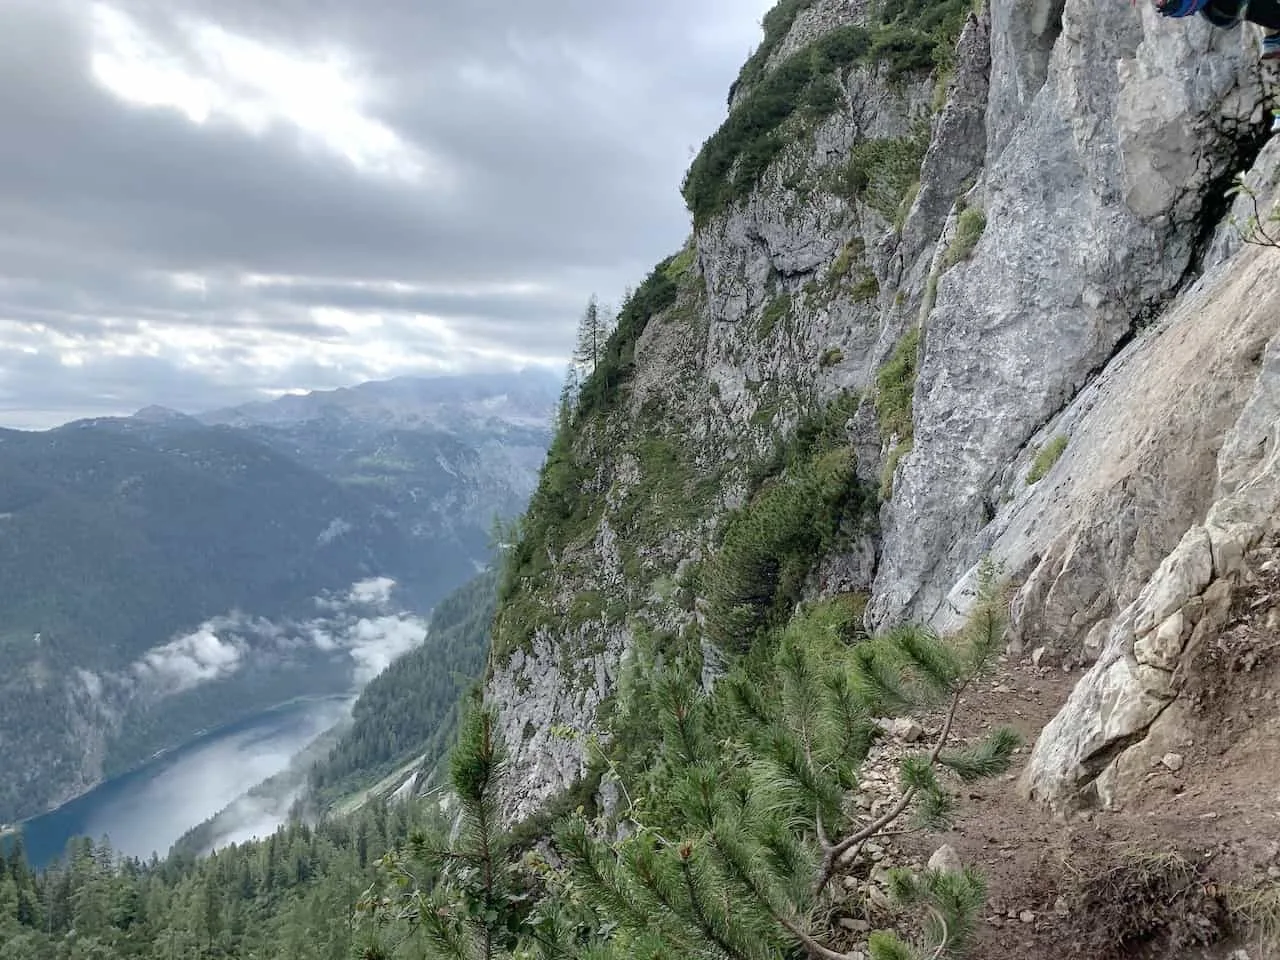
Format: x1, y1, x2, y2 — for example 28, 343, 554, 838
366, 563, 1019, 959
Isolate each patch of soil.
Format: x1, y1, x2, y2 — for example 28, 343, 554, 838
893, 618, 1280, 960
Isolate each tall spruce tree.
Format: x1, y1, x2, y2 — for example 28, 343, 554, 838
573, 296, 612, 377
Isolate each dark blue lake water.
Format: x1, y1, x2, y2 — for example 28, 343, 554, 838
13, 696, 352, 869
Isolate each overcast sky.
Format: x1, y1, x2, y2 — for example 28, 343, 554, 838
0, 0, 773, 429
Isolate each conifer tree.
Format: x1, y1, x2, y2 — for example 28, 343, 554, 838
357, 703, 536, 960
573, 296, 612, 377
555, 560, 1018, 960
557, 362, 581, 430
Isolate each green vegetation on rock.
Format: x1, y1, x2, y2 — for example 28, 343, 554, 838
708, 393, 874, 652
833, 134, 929, 220
758, 291, 792, 340
493, 256, 693, 663
875, 326, 922, 442
683, 26, 875, 227
727, 0, 820, 104
945, 204, 987, 266
1026, 434, 1069, 485
686, 0, 971, 226
875, 328, 923, 500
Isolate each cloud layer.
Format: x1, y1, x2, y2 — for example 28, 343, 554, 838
0, 0, 773, 427
130, 576, 429, 694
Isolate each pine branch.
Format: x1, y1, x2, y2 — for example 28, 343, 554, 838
678, 851, 759, 960
936, 728, 1020, 783
815, 685, 964, 895
886, 625, 962, 700
415, 886, 482, 960
725, 673, 779, 729
713, 821, 853, 960
850, 644, 915, 717
553, 821, 653, 937
867, 931, 921, 960
672, 763, 725, 833
755, 727, 844, 828
822, 670, 875, 767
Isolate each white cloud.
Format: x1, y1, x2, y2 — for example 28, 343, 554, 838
345, 615, 427, 684
88, 2, 436, 184
129, 577, 428, 696
348, 576, 396, 607
133, 626, 247, 693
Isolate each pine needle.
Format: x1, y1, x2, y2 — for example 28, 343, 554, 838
886, 624, 963, 698
936, 728, 1021, 782
850, 643, 916, 716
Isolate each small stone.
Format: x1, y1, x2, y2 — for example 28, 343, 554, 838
1019, 910, 1037, 924
842, 876, 860, 891
1161, 752, 1185, 772
867, 886, 894, 913
1267, 865, 1280, 879
1054, 896, 1069, 916
1032, 646, 1048, 667
928, 843, 963, 876
839, 917, 871, 934
891, 717, 924, 742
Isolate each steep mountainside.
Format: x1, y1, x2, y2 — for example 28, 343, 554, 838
0, 372, 548, 824
10, 1, 1280, 957
484, 0, 1280, 850
200, 370, 558, 574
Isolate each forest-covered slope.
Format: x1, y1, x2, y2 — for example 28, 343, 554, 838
0, 370, 551, 825
9, 0, 1280, 956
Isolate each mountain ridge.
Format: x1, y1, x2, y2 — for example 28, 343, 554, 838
0, 371, 555, 824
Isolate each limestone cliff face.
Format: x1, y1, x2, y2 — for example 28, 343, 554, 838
485, 0, 1279, 820
1018, 143, 1280, 811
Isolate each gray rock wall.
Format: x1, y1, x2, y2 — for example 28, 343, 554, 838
869, 0, 1266, 632
484, 0, 1279, 820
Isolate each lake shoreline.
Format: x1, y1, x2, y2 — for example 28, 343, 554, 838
18, 693, 354, 831
16, 695, 354, 869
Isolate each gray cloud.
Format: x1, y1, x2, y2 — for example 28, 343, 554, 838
129, 575, 429, 695
0, 0, 772, 427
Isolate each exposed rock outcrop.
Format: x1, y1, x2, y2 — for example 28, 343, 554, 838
1020, 227, 1280, 811
489, 624, 628, 824
485, 0, 1279, 821
869, 0, 1266, 632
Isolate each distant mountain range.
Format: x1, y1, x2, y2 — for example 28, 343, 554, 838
196, 369, 560, 571
0, 369, 558, 824
199, 368, 558, 432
